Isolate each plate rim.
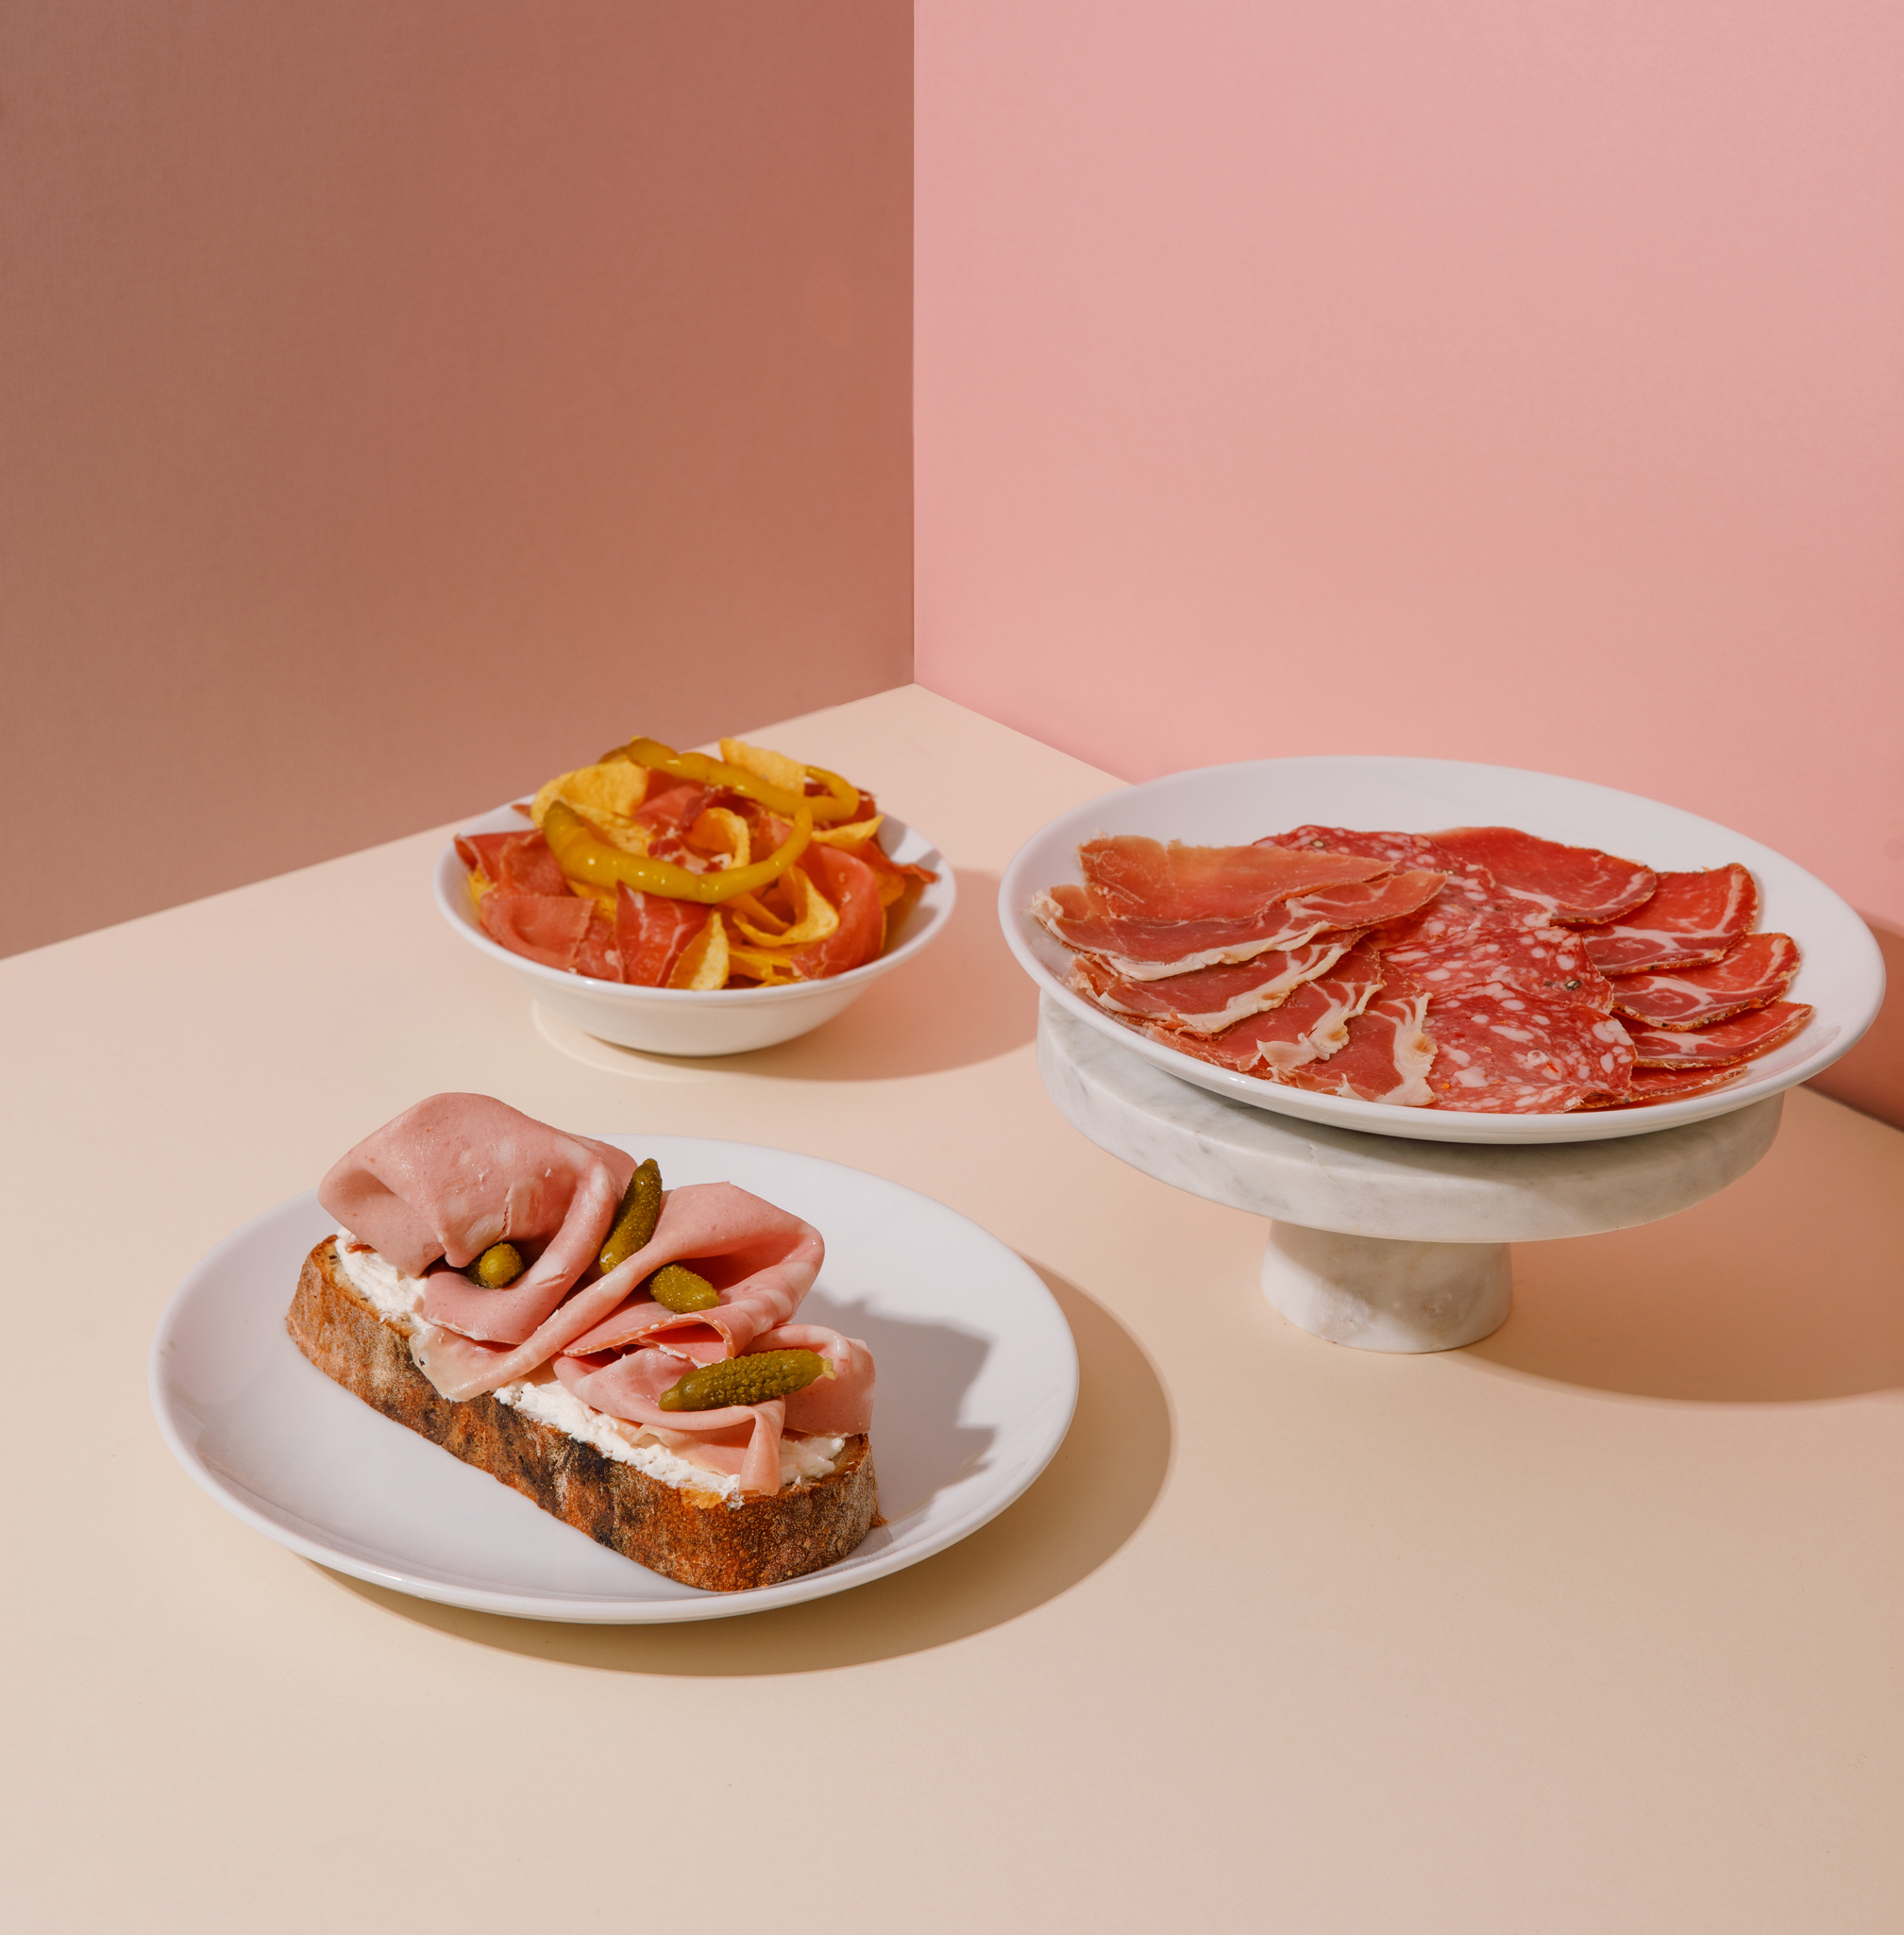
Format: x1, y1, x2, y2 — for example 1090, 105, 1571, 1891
149, 1135, 1079, 1624
433, 804, 957, 1011
998, 752, 1886, 1146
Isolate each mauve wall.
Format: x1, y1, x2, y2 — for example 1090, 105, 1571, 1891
0, 0, 911, 957
915, 1, 1904, 931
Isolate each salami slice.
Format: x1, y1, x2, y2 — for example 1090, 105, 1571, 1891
1282, 964, 1436, 1105
1387, 917, 1613, 1010
1625, 1001, 1812, 1068
1155, 942, 1387, 1078
1431, 827, 1657, 926
1609, 933, 1799, 1031
1579, 1064, 1749, 1109
1577, 866, 1759, 974
1072, 933, 1365, 1035
1425, 987, 1635, 1113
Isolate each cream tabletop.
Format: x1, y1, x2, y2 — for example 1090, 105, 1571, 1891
3, 686, 1899, 1932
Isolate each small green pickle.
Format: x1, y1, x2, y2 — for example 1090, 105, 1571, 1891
599, 1158, 663, 1271
658, 1350, 829, 1412
645, 1262, 720, 1314
468, 1241, 525, 1288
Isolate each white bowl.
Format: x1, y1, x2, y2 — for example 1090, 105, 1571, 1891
999, 755, 1885, 1145
437, 805, 954, 1056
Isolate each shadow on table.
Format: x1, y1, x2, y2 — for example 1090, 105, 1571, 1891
318, 1263, 1171, 1672
548, 869, 1036, 1084
1461, 1090, 1904, 1404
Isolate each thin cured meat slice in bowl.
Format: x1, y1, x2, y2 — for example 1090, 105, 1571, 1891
998, 755, 1884, 1146
437, 802, 955, 1057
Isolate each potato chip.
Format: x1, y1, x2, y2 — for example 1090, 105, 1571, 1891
719, 737, 808, 797
725, 939, 806, 985
811, 814, 884, 852
732, 865, 841, 948
531, 762, 649, 830
666, 909, 731, 990
467, 868, 495, 903
686, 806, 751, 870
724, 890, 790, 937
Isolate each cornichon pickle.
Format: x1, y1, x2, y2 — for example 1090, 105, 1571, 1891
599, 1158, 663, 1271
645, 1262, 720, 1314
468, 1241, 525, 1288
658, 1350, 828, 1412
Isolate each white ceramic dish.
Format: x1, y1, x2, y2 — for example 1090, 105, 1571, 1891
436, 807, 954, 1056
1000, 755, 1884, 1146
151, 1136, 1077, 1624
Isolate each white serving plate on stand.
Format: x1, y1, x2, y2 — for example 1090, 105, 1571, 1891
1001, 756, 1884, 1147
151, 1136, 1077, 1623
437, 806, 954, 1057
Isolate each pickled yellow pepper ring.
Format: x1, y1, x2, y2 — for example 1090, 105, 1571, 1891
618, 737, 860, 826
542, 799, 813, 906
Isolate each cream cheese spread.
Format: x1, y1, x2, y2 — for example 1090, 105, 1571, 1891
328, 1237, 848, 1500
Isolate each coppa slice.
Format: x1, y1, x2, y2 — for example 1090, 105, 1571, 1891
1425, 987, 1636, 1113
1077, 835, 1387, 921
1609, 933, 1799, 1030
1387, 917, 1613, 1010
1154, 942, 1388, 1078
1033, 870, 1443, 980
1282, 964, 1436, 1105
1071, 934, 1366, 1035
1580, 1064, 1748, 1109
1431, 827, 1657, 926
1576, 866, 1759, 974
1625, 1001, 1812, 1068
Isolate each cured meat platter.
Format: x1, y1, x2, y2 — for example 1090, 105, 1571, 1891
1000, 756, 1884, 1145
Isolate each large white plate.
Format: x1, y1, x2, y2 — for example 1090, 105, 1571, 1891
1000, 755, 1885, 1145
150, 1137, 1077, 1623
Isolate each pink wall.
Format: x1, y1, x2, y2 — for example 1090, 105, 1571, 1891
916, 1, 1904, 929
0, 1, 911, 957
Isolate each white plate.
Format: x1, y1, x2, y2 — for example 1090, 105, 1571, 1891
435, 807, 955, 1057
1000, 755, 1884, 1145
150, 1137, 1077, 1623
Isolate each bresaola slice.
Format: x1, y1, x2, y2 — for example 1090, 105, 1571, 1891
1430, 826, 1658, 926
1609, 933, 1799, 1030
1076, 835, 1386, 920
1155, 942, 1387, 1077
1281, 964, 1437, 1105
1424, 986, 1636, 1113
1071, 934, 1366, 1035
1624, 1001, 1812, 1069
1576, 866, 1759, 974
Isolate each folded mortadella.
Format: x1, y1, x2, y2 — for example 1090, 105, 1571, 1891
318, 1094, 632, 1343
410, 1181, 823, 1401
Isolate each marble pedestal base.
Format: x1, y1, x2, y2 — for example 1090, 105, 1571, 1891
1037, 999, 1783, 1354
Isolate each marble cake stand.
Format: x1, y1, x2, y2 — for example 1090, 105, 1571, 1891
1036, 998, 1783, 1353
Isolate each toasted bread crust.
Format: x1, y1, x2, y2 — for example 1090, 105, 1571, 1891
287, 1240, 878, 1592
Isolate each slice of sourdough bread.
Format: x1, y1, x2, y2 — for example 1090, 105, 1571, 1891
287, 1238, 879, 1592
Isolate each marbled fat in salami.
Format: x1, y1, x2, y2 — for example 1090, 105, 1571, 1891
1431, 827, 1658, 926
1424, 986, 1635, 1113
1625, 1001, 1812, 1068
1387, 917, 1613, 1010
1577, 866, 1759, 974
1609, 933, 1798, 1031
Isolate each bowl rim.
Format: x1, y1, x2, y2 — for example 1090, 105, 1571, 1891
435, 802, 955, 1008
998, 752, 1886, 1145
